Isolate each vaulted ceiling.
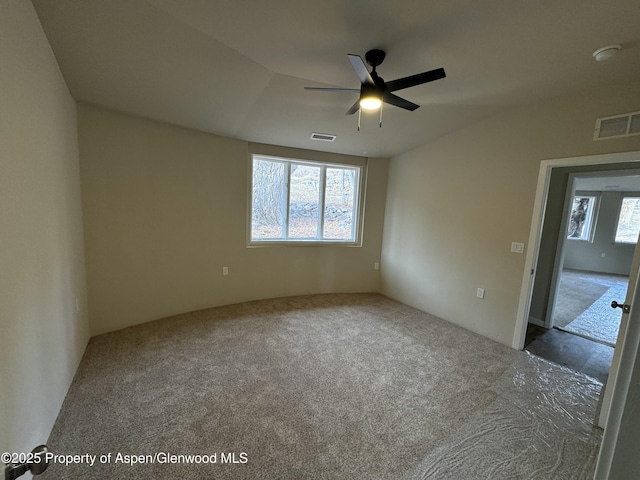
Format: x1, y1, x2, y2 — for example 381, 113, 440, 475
32, 0, 640, 158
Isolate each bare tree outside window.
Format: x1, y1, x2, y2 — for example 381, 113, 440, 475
251, 159, 287, 239
250, 156, 360, 243
324, 168, 356, 239
615, 197, 640, 243
567, 196, 596, 240
288, 164, 321, 238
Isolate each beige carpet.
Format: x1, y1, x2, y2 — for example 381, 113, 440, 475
41, 294, 602, 479
553, 269, 613, 329
558, 270, 628, 346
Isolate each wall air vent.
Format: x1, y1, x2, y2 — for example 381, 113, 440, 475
594, 111, 640, 140
310, 132, 337, 142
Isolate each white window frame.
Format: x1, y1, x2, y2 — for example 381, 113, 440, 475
248, 154, 365, 246
567, 193, 599, 242
614, 195, 640, 244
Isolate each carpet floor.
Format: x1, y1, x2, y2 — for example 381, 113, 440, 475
555, 269, 628, 346
41, 294, 602, 479
553, 270, 611, 329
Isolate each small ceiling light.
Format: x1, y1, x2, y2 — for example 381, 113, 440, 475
360, 95, 382, 111
357, 85, 384, 130
593, 45, 622, 62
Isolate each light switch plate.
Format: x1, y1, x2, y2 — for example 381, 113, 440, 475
510, 242, 525, 253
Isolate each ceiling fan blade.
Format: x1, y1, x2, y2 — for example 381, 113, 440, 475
345, 100, 360, 115
304, 87, 360, 92
385, 67, 446, 92
347, 54, 375, 85
383, 93, 420, 111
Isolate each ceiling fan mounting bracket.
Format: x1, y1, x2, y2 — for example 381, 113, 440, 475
365, 49, 386, 69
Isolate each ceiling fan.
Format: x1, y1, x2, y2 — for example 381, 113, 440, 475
304, 49, 446, 119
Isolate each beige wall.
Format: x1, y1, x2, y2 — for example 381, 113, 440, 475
78, 104, 388, 335
0, 0, 89, 456
381, 81, 640, 346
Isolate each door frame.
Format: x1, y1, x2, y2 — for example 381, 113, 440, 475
512, 150, 640, 427
543, 171, 584, 329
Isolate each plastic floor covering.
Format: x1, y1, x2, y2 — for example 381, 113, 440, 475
406, 352, 603, 480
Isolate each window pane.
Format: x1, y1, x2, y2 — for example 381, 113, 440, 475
615, 197, 640, 243
251, 159, 287, 240
568, 196, 595, 240
288, 164, 320, 239
250, 154, 361, 244
324, 167, 356, 240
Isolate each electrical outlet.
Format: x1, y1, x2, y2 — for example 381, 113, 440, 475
374, 262, 380, 270
477, 288, 485, 299
222, 267, 229, 276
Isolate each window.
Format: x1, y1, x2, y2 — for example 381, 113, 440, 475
615, 197, 640, 244
567, 195, 597, 241
250, 155, 362, 244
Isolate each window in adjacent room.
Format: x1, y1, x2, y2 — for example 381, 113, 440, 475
614, 196, 640, 244
250, 155, 362, 244
567, 195, 598, 241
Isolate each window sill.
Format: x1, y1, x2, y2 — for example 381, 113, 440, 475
247, 240, 361, 248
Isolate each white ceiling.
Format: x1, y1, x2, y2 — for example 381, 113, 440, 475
32, 0, 640, 158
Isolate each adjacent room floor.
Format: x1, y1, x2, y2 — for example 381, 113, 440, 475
41, 294, 602, 479
525, 324, 614, 384
525, 269, 623, 385
553, 269, 628, 347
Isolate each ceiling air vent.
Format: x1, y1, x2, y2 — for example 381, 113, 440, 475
310, 132, 336, 142
594, 111, 640, 140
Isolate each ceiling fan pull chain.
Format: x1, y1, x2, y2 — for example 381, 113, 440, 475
357, 108, 361, 131
379, 102, 383, 128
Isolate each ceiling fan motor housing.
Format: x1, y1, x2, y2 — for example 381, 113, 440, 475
365, 49, 386, 68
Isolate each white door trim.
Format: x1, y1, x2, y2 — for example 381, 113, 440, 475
543, 172, 579, 329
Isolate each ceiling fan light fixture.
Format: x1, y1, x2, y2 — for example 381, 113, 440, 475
360, 95, 382, 110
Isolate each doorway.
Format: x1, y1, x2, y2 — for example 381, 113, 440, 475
513, 150, 640, 432
546, 172, 640, 348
